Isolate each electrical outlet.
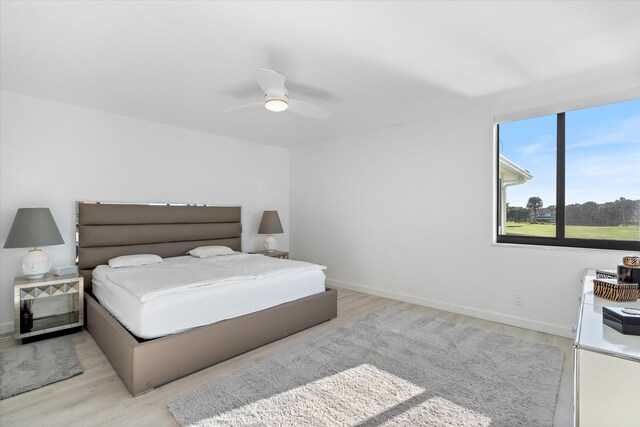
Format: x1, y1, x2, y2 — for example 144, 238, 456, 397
514, 294, 524, 306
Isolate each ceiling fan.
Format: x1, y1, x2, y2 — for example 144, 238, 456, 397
225, 68, 331, 120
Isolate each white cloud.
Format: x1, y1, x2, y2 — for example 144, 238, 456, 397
520, 142, 543, 155
566, 113, 640, 149
567, 150, 640, 183
518, 133, 555, 156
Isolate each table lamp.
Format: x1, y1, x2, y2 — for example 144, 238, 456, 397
4, 208, 65, 279
258, 210, 283, 252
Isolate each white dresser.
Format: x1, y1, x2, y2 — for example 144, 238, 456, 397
574, 270, 640, 427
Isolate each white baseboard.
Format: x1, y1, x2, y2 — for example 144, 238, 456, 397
327, 278, 574, 338
0, 321, 14, 336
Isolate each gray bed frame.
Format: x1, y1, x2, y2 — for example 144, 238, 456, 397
77, 202, 337, 396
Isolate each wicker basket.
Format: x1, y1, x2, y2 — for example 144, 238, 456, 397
593, 279, 638, 302
623, 256, 640, 267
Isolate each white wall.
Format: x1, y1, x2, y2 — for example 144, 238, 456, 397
0, 91, 290, 333
290, 102, 637, 338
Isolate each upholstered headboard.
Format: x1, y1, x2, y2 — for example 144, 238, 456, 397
77, 202, 242, 291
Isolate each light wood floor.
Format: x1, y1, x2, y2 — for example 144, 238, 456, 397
0, 288, 573, 426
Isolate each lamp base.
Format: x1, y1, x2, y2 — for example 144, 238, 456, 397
20, 249, 51, 279
263, 235, 278, 252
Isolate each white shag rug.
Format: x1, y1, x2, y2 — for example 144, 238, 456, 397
169, 308, 564, 426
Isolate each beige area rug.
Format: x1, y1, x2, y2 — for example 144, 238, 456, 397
0, 336, 83, 400
169, 308, 564, 426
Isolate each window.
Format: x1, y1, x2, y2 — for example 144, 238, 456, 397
497, 98, 640, 251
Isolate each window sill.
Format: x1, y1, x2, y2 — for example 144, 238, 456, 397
492, 241, 637, 254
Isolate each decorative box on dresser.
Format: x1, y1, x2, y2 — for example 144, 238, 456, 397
574, 269, 640, 427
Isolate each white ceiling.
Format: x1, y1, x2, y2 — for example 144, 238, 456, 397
2, 1, 640, 148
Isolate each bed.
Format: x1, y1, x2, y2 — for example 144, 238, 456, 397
77, 202, 337, 396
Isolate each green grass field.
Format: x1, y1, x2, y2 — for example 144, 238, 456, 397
505, 221, 640, 241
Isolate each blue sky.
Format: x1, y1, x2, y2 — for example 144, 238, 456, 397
499, 98, 640, 208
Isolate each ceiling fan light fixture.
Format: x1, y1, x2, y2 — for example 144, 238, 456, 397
265, 98, 288, 112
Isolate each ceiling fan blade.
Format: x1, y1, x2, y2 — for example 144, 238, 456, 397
257, 68, 286, 95
223, 102, 263, 113
288, 99, 331, 120
220, 82, 261, 99
286, 81, 336, 101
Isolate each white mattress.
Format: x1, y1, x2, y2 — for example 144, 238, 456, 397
92, 255, 326, 339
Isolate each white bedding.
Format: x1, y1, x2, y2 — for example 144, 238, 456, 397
92, 254, 327, 339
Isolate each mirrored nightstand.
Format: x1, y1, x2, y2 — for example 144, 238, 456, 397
249, 250, 289, 259
14, 273, 84, 340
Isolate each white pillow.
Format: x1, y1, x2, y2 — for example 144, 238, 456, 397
187, 245, 234, 258
108, 254, 163, 268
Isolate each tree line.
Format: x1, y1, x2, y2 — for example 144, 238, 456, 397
566, 198, 639, 227
507, 197, 639, 226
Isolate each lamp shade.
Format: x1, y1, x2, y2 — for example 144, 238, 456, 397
258, 210, 283, 235
4, 208, 64, 248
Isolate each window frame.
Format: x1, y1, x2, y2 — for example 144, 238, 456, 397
495, 106, 639, 252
